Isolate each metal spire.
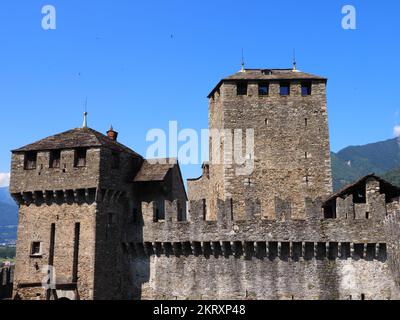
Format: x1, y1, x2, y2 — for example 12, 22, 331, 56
83, 112, 88, 128
240, 48, 245, 72
292, 48, 297, 71
82, 97, 88, 128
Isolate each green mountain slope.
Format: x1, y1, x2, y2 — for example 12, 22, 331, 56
332, 138, 400, 190
336, 138, 400, 174
382, 167, 400, 187
330, 152, 360, 191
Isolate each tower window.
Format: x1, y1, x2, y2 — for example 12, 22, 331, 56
202, 199, 207, 221
301, 82, 312, 96
178, 208, 184, 222
24, 151, 37, 170
31, 242, 42, 256
111, 152, 120, 169
49, 150, 61, 168
324, 204, 336, 219
236, 82, 248, 96
258, 82, 269, 96
74, 148, 87, 167
280, 81, 290, 96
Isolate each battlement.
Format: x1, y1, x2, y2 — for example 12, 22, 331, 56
140, 198, 323, 224
122, 240, 387, 261
140, 193, 397, 227
132, 197, 390, 249
328, 192, 399, 220
9, 148, 102, 195
10, 187, 127, 208
324, 175, 400, 220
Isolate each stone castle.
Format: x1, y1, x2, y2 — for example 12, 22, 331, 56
5, 67, 400, 300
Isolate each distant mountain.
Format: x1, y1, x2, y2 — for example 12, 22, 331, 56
0, 201, 18, 226
0, 188, 18, 226
382, 167, 400, 187
0, 187, 15, 206
332, 138, 400, 190
0, 224, 17, 245
0, 188, 18, 244
331, 153, 360, 191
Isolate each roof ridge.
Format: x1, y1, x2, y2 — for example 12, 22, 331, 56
94, 128, 143, 158
12, 126, 143, 158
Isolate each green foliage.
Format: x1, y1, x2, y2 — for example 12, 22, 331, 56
0, 246, 16, 259
382, 167, 400, 187
336, 138, 400, 173
332, 138, 400, 190
331, 153, 360, 191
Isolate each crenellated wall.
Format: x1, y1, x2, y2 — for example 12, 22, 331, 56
9, 149, 101, 194
123, 197, 400, 300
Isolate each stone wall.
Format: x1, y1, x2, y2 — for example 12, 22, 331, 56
208, 80, 332, 221
124, 196, 400, 300
13, 201, 97, 300
9, 148, 101, 193
208, 88, 225, 220
384, 211, 400, 287
10, 142, 139, 300
187, 164, 210, 218
137, 256, 397, 300
0, 265, 14, 300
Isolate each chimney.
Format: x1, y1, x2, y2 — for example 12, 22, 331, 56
107, 125, 118, 141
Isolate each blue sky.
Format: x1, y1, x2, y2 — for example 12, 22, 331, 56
0, 0, 399, 185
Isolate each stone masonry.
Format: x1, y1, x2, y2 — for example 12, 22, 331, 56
194, 69, 332, 220
6, 67, 400, 300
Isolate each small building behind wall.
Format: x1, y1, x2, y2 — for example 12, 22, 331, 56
323, 174, 400, 220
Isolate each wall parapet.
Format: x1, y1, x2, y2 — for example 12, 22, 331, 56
141, 195, 396, 227
122, 240, 387, 261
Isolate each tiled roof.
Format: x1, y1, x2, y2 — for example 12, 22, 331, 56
208, 68, 327, 97
133, 159, 177, 182
12, 127, 142, 157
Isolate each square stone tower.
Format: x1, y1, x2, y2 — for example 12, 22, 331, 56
206, 68, 333, 220
9, 126, 143, 300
